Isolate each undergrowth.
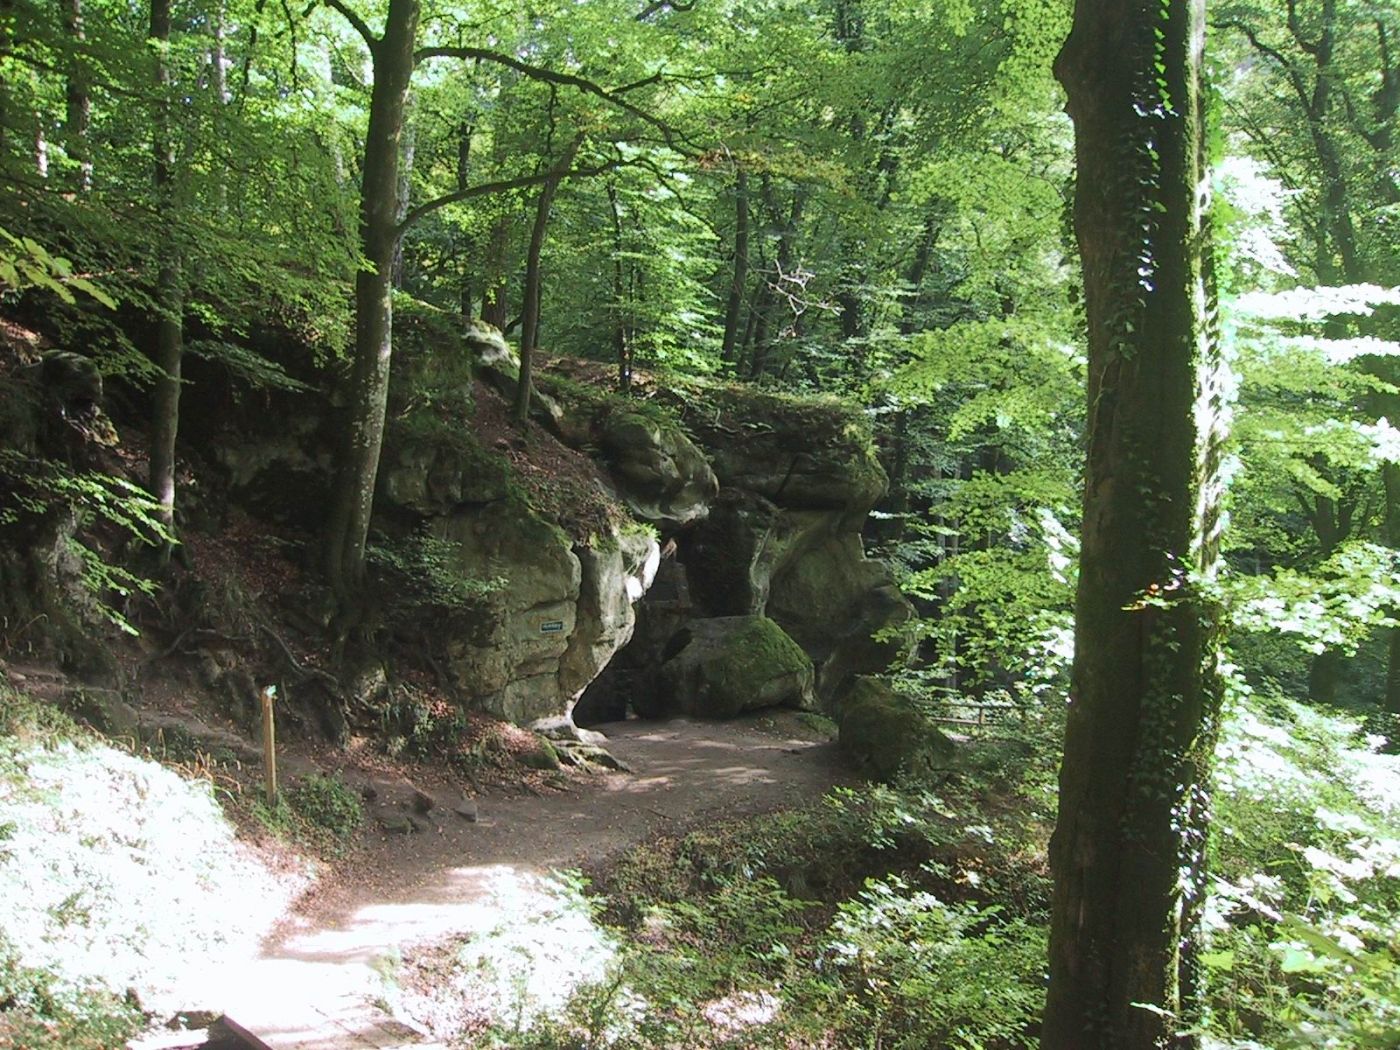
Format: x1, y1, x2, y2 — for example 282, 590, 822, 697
252, 772, 363, 856
0, 683, 301, 1037
415, 733, 1057, 1049
1203, 686, 1400, 1049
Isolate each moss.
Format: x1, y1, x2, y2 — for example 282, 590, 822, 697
518, 735, 561, 770
534, 371, 681, 431
839, 677, 955, 782
711, 617, 811, 707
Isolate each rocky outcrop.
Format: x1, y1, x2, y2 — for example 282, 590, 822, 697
430, 500, 659, 724
598, 412, 717, 527
170, 306, 912, 731
642, 615, 815, 719
838, 676, 955, 782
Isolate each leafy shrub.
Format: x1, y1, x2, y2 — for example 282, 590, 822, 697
1204, 688, 1400, 1048
806, 873, 1045, 1049
0, 936, 142, 1050
289, 773, 364, 844
367, 530, 504, 611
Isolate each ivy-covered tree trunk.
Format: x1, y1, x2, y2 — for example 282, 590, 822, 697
1042, 3, 1228, 1049
148, 0, 182, 564
324, 0, 419, 600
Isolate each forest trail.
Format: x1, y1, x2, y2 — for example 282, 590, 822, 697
210, 716, 852, 1050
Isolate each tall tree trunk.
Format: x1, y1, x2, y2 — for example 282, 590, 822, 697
607, 179, 632, 393
60, 0, 91, 191
456, 119, 475, 319
390, 94, 416, 288
898, 206, 943, 335
323, 0, 419, 600
1042, 3, 1226, 1049
148, 0, 182, 564
481, 213, 510, 329
514, 138, 579, 423
0, 0, 12, 155
1386, 462, 1400, 713
720, 167, 749, 365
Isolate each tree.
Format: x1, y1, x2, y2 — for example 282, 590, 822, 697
147, 0, 183, 565
1041, 2, 1228, 1048
321, 0, 420, 604
1215, 0, 1400, 711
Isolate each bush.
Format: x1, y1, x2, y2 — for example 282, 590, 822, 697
1204, 688, 1400, 1048
0, 937, 142, 1050
284, 773, 364, 852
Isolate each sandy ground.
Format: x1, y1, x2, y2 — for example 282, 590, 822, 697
204, 714, 852, 1050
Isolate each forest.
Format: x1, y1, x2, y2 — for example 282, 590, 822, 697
1, 0, 1400, 1048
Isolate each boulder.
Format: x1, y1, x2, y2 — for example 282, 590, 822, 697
766, 525, 915, 700
838, 676, 954, 782
377, 432, 511, 515
599, 412, 717, 526
648, 615, 815, 719
462, 322, 566, 430
429, 502, 658, 725
676, 386, 887, 518
683, 491, 816, 616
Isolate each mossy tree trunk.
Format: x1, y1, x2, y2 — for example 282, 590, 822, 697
1041, 3, 1228, 1049
323, 0, 419, 602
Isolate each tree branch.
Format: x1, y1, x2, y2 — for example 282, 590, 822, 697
323, 0, 378, 52
1216, 19, 1317, 120
414, 45, 695, 152
634, 0, 696, 22
1285, 0, 1320, 56
398, 157, 622, 233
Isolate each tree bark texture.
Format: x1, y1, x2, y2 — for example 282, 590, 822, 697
324, 0, 419, 599
481, 212, 510, 329
607, 180, 632, 393
61, 0, 91, 191
1041, 3, 1228, 1049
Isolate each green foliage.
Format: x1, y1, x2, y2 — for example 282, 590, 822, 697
817, 876, 1045, 1049
1204, 687, 1400, 1047
541, 748, 1057, 1050
0, 936, 143, 1050
368, 531, 505, 612
0, 451, 172, 637
0, 228, 115, 309
288, 773, 364, 846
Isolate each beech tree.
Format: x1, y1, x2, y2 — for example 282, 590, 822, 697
1041, 2, 1229, 1048
320, 0, 420, 604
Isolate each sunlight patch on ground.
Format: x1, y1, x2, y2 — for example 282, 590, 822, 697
393, 867, 618, 1040
0, 740, 309, 1015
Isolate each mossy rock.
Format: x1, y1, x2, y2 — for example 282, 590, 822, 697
653, 615, 815, 719
838, 676, 954, 782
599, 412, 717, 526
518, 735, 562, 770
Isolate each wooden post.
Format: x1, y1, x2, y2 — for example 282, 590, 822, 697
260, 685, 277, 806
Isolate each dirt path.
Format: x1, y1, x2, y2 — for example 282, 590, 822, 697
207, 715, 852, 1050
